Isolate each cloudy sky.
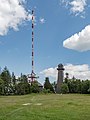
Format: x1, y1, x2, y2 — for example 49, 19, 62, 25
0, 0, 90, 83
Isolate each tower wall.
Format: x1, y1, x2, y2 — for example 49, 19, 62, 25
56, 64, 64, 93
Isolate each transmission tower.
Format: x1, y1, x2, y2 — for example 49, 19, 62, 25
28, 10, 39, 83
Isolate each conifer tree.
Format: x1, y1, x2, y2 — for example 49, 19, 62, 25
0, 66, 11, 94
44, 77, 54, 92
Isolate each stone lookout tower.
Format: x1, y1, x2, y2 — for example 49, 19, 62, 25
56, 64, 65, 93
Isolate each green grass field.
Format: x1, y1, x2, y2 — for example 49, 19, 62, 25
0, 94, 90, 120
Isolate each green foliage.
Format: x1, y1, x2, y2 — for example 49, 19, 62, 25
11, 72, 16, 86
65, 78, 68, 83
64, 79, 90, 94
0, 67, 32, 95
1, 66, 90, 95
0, 67, 43, 95
60, 83, 69, 94
42, 88, 52, 94
20, 74, 28, 83
64, 73, 69, 83
81, 80, 90, 94
0, 77, 4, 95
31, 81, 40, 93
15, 82, 30, 95
52, 81, 57, 91
13, 74, 31, 95
1, 66, 11, 86
44, 77, 54, 93
0, 67, 11, 95
67, 79, 81, 93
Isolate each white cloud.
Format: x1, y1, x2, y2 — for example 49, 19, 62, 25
63, 25, 90, 52
41, 64, 90, 80
0, 0, 31, 36
40, 67, 57, 78
70, 0, 87, 15
64, 64, 90, 80
40, 18, 45, 24
60, 0, 87, 17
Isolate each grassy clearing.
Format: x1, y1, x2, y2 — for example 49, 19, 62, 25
0, 94, 90, 120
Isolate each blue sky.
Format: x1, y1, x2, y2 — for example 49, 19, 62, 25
0, 0, 90, 83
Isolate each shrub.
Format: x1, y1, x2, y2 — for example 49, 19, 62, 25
60, 83, 69, 94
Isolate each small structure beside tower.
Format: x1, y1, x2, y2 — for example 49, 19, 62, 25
56, 64, 65, 93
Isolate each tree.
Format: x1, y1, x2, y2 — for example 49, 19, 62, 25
20, 73, 28, 83
31, 81, 39, 93
75, 79, 82, 93
0, 77, 4, 95
11, 72, 17, 94
60, 83, 69, 94
44, 77, 54, 93
1, 67, 11, 85
64, 73, 69, 83
81, 80, 90, 94
15, 82, 30, 95
22, 75, 28, 83
15, 73, 30, 95
52, 81, 57, 92
67, 79, 80, 93
11, 72, 16, 85
0, 66, 11, 95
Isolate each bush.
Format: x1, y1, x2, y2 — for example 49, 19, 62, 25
15, 83, 31, 95
60, 83, 69, 94
42, 88, 52, 94
31, 81, 40, 93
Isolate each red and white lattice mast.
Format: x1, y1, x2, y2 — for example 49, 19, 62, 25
28, 10, 39, 82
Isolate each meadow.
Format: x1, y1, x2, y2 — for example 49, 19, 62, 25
0, 94, 90, 120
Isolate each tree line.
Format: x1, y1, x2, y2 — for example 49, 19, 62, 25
0, 67, 90, 95
59, 74, 90, 94
0, 67, 55, 95
42, 75, 90, 94
0, 66, 42, 95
